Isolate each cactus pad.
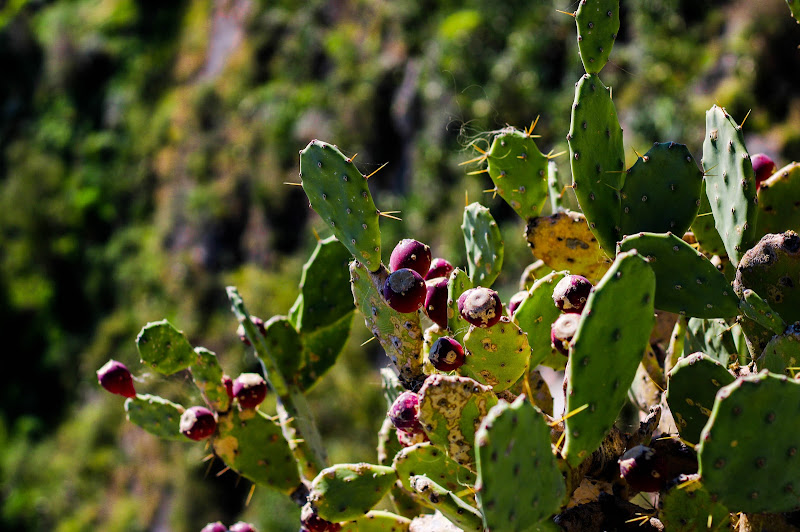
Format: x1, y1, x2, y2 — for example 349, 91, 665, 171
300, 140, 382, 271
462, 202, 504, 287
408, 475, 483, 532
124, 394, 185, 441
684, 317, 741, 366
461, 317, 530, 392
190, 347, 230, 413
298, 311, 354, 391
136, 319, 195, 375
563, 250, 656, 466
446, 268, 473, 345
692, 179, 728, 258
617, 232, 739, 318
340, 511, 412, 532
295, 235, 354, 332
757, 325, 800, 375
697, 371, 800, 513
574, 0, 620, 74
756, 162, 800, 238
512, 270, 568, 370
392, 442, 476, 498
659, 481, 730, 531
787, 0, 800, 21
475, 396, 565, 530
739, 288, 786, 336
309, 463, 398, 522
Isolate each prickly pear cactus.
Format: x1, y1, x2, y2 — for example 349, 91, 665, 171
190, 347, 230, 413
308, 463, 397, 522
392, 442, 477, 496
512, 270, 568, 370
757, 324, 800, 375
124, 394, 185, 441
659, 480, 730, 531
446, 268, 473, 344
461, 317, 531, 392
136, 319, 196, 375
409, 475, 483, 531
755, 162, 800, 237
574, 0, 620, 74
462, 202, 504, 288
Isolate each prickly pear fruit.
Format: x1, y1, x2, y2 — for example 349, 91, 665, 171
179, 406, 217, 441
457, 287, 503, 328
232, 373, 268, 409
428, 336, 466, 372
222, 374, 234, 399
388, 391, 423, 433
382, 268, 426, 313
229, 522, 258, 532
200, 522, 227, 532
390, 239, 432, 276
425, 258, 454, 280
752, 153, 777, 188
507, 290, 528, 316
424, 277, 449, 328
551, 313, 580, 356
237, 316, 266, 346
97, 359, 136, 398
301, 503, 342, 532
551, 274, 592, 313
618, 445, 668, 492
397, 428, 428, 447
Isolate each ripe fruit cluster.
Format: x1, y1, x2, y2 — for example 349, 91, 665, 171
550, 275, 593, 356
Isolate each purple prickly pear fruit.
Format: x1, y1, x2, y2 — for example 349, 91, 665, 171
180, 406, 217, 441
389, 238, 432, 276
301, 502, 342, 532
97, 359, 137, 398
200, 522, 227, 532
507, 290, 529, 316
428, 336, 466, 372
424, 277, 449, 328
222, 374, 234, 399
457, 287, 503, 328
425, 257, 454, 280
229, 522, 259, 532
233, 373, 268, 409
237, 316, 266, 346
382, 268, 426, 313
618, 444, 669, 492
388, 391, 423, 432
552, 275, 593, 313
752, 153, 777, 188
551, 313, 580, 356
397, 427, 429, 447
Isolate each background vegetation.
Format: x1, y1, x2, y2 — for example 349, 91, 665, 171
0, 0, 798, 530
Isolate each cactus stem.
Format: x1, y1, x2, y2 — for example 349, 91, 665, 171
364, 161, 388, 180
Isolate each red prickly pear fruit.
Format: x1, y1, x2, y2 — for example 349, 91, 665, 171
180, 406, 217, 441
237, 316, 267, 346
388, 391, 423, 432
382, 268, 426, 313
551, 313, 580, 356
428, 336, 466, 372
96, 359, 137, 398
200, 522, 227, 532
397, 427, 429, 447
424, 277, 449, 328
301, 503, 342, 532
457, 287, 503, 328
507, 290, 529, 316
752, 153, 777, 188
233, 373, 268, 409
425, 257, 454, 280
390, 238, 432, 276
229, 522, 259, 532
222, 374, 234, 399
552, 275, 593, 314
618, 444, 669, 492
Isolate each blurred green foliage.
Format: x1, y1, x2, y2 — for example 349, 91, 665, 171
0, 0, 797, 530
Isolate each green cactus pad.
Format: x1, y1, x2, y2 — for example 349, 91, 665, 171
701, 106, 759, 265
684, 317, 741, 366
513, 270, 568, 370
309, 463, 398, 522
563, 250, 656, 467
136, 319, 195, 375
300, 140, 382, 271
124, 394, 185, 441
421, 324, 447, 376
567, 73, 626, 255
392, 442, 477, 496
660, 481, 730, 531
418, 374, 498, 469
525, 211, 611, 283
190, 347, 230, 413
757, 326, 800, 376
461, 317, 530, 392
484, 127, 549, 220
475, 396, 565, 530
618, 142, 703, 238
377, 417, 423, 519
462, 202, 504, 288
617, 232, 739, 318
697, 371, 800, 513
260, 316, 303, 382
350, 261, 424, 389
409, 475, 483, 532
295, 236, 354, 332
213, 406, 301, 493
510, 368, 554, 416
739, 289, 786, 336
787, 0, 800, 21
446, 268, 473, 345
756, 162, 800, 238
340, 511, 412, 532
666, 352, 735, 445
574, 0, 620, 74
692, 179, 728, 258
297, 311, 354, 391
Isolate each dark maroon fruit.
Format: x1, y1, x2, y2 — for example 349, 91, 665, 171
301, 503, 341, 532
507, 290, 529, 316
222, 374, 234, 399
229, 522, 258, 532
382, 268, 426, 313
425, 257, 454, 280
457, 287, 503, 328
180, 406, 217, 441
552, 275, 593, 313
389, 391, 422, 432
397, 427, 429, 447
390, 239, 432, 276
97, 359, 137, 398
237, 316, 266, 346
551, 313, 580, 356
233, 373, 268, 409
428, 336, 466, 372
618, 445, 669, 492
752, 153, 777, 188
201, 522, 227, 532
424, 277, 449, 328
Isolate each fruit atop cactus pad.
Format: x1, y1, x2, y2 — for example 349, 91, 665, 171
200, 522, 227, 532
390, 239, 432, 275
507, 290, 528, 316
388, 391, 423, 432
425, 257, 454, 280
457, 287, 503, 327
751, 153, 777, 188
97, 359, 136, 398
232, 373, 268, 409
552, 274, 593, 313
180, 406, 217, 441
428, 336, 466, 372
382, 268, 426, 313
301, 502, 342, 531
424, 277, 449, 328
229, 522, 259, 532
